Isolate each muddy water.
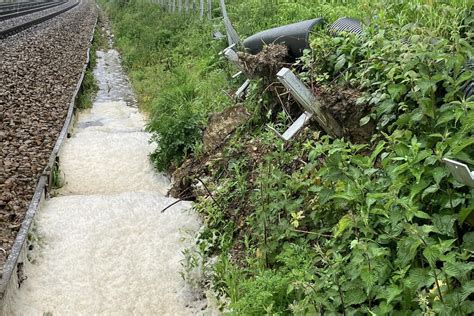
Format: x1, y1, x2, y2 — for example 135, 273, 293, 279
10, 49, 203, 315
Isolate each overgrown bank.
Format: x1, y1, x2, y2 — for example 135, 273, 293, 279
101, 1, 473, 314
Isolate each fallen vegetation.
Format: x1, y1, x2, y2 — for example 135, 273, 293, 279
102, 0, 473, 314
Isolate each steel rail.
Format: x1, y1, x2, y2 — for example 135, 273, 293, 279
0, 0, 79, 39
0, 2, 67, 21
0, 1, 51, 11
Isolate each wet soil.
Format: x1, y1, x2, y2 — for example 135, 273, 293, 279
237, 44, 290, 80
169, 105, 251, 199
314, 84, 375, 143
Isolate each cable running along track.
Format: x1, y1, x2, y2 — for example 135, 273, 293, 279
0, 0, 79, 39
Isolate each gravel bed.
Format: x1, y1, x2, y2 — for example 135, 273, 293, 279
0, 0, 97, 273
0, 0, 76, 32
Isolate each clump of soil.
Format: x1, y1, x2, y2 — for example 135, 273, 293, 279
237, 44, 290, 79
313, 85, 375, 143
203, 105, 250, 152
169, 105, 250, 199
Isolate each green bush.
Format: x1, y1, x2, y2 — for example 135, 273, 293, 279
147, 68, 204, 169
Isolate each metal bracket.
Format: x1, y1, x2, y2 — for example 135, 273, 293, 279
443, 158, 474, 187
235, 79, 251, 98
266, 111, 313, 141
282, 111, 313, 140
232, 71, 243, 79
219, 43, 236, 56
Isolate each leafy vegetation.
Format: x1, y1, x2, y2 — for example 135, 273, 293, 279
77, 24, 107, 109
101, 0, 473, 314
99, 1, 231, 170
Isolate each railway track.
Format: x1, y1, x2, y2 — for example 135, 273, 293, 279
0, 0, 78, 39
0, 0, 97, 309
0, 1, 53, 13
0, 1, 67, 21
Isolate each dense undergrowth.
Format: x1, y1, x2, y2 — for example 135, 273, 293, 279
101, 0, 473, 314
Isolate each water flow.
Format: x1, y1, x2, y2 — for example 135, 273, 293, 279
10, 48, 202, 315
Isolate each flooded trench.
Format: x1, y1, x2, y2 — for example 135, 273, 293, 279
8, 45, 202, 314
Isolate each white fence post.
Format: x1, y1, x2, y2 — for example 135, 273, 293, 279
185, 0, 189, 13
200, 0, 204, 19
219, 0, 228, 18
207, 0, 211, 19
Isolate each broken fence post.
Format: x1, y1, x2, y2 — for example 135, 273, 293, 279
219, 0, 228, 18
219, 0, 241, 47
277, 68, 343, 138
223, 17, 241, 47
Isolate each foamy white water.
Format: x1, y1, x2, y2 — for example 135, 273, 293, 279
9, 48, 202, 315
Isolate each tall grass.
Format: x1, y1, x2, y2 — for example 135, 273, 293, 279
100, 1, 232, 170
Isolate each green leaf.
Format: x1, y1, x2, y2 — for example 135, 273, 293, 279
334, 214, 353, 237
414, 210, 432, 219
422, 184, 439, 199
416, 78, 437, 95
463, 232, 474, 251
361, 265, 378, 289
444, 260, 473, 279
410, 179, 429, 200
423, 244, 442, 266
360, 115, 371, 126
377, 284, 403, 304
344, 287, 366, 306
460, 280, 474, 301
406, 268, 434, 290
334, 55, 346, 71
451, 138, 474, 154
432, 167, 448, 185
396, 236, 422, 267
370, 141, 386, 165
459, 206, 473, 224
432, 214, 457, 237
419, 97, 435, 118
388, 83, 407, 100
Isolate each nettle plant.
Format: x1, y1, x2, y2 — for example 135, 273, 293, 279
302, 135, 473, 314
212, 6, 473, 316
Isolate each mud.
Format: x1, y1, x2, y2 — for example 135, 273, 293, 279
314, 84, 374, 143
237, 44, 290, 79
203, 105, 250, 152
